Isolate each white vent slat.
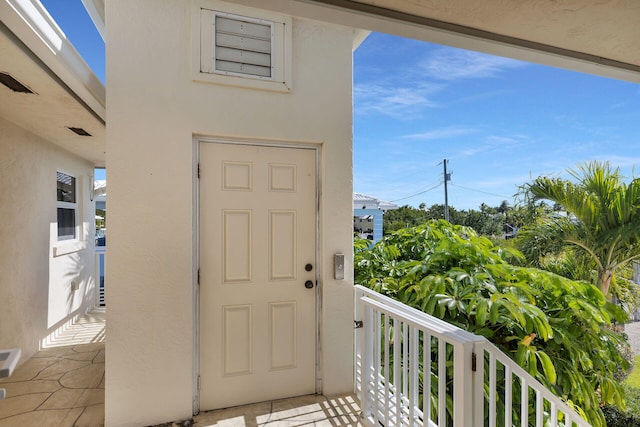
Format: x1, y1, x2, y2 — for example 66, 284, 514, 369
215, 46, 271, 67
215, 32, 271, 54
213, 14, 273, 79
216, 16, 271, 40
215, 60, 271, 77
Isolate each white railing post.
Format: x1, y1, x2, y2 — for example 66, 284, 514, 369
362, 302, 375, 424
454, 340, 481, 427
94, 250, 100, 307
472, 343, 485, 426
354, 286, 363, 399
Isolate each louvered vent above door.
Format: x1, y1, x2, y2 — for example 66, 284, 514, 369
195, 5, 291, 92
214, 14, 274, 78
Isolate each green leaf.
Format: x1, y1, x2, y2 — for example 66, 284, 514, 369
475, 299, 489, 326
536, 350, 556, 384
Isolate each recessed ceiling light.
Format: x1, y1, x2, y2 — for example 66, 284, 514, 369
67, 127, 92, 136
0, 72, 35, 94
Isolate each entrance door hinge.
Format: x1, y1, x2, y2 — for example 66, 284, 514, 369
197, 375, 201, 392
197, 163, 200, 178
354, 320, 363, 329
197, 269, 200, 285
471, 352, 477, 372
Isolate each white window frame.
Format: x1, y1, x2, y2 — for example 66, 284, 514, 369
56, 171, 78, 242
192, 0, 292, 92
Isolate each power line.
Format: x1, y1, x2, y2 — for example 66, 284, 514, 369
381, 177, 440, 194
449, 183, 511, 199
390, 181, 443, 203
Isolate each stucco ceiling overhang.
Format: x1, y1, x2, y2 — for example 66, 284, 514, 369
231, 0, 640, 83
0, 0, 106, 167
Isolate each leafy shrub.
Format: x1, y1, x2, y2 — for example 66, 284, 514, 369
355, 220, 630, 427
603, 385, 640, 427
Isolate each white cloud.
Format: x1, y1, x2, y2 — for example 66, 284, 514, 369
421, 48, 527, 81
354, 81, 443, 118
457, 134, 529, 157
404, 127, 475, 141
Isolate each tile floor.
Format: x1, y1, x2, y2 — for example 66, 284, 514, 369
0, 308, 363, 427
188, 393, 364, 427
0, 309, 105, 427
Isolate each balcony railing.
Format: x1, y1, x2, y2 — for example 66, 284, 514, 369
95, 245, 106, 307
354, 285, 591, 427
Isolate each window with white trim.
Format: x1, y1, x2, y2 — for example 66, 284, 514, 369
57, 171, 77, 241
194, 2, 292, 92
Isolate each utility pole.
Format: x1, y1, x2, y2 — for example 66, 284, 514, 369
443, 159, 451, 222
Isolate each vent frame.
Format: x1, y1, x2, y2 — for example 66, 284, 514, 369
0, 72, 35, 94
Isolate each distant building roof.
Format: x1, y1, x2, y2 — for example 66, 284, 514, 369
353, 193, 398, 211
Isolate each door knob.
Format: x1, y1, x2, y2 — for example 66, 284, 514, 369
304, 280, 314, 289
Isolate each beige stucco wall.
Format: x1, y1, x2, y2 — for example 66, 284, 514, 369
105, 0, 355, 425
0, 115, 96, 360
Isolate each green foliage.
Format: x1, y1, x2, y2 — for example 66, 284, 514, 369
355, 220, 630, 427
625, 356, 640, 389
518, 161, 640, 296
383, 202, 537, 238
96, 208, 106, 229
603, 385, 640, 427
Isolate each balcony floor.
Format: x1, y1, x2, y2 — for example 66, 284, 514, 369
0, 309, 106, 427
191, 393, 363, 426
0, 309, 363, 426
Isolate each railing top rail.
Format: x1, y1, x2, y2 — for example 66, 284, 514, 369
360, 295, 484, 345
355, 285, 482, 343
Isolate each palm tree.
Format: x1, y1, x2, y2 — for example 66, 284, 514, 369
520, 161, 640, 296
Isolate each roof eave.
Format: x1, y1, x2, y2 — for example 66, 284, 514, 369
81, 0, 104, 41
1, 0, 105, 122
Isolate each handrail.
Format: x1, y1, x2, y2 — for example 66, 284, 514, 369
354, 285, 592, 427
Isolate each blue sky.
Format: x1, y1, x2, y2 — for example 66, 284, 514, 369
42, 2, 640, 209
354, 33, 640, 210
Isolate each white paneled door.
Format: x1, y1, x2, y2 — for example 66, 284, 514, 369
199, 142, 317, 410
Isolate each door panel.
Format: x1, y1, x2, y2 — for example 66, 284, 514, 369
199, 142, 317, 410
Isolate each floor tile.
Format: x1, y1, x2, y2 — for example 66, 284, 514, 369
0, 392, 51, 418
0, 379, 61, 397
59, 363, 104, 389
65, 350, 100, 362
39, 388, 86, 410
76, 388, 104, 407
33, 347, 79, 359
0, 357, 57, 382
0, 408, 75, 427
61, 407, 85, 426
74, 403, 105, 427
35, 359, 91, 380
195, 401, 271, 426
73, 343, 105, 353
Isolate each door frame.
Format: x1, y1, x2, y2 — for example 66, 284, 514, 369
192, 135, 323, 414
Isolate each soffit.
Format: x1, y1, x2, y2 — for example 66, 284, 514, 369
349, 0, 640, 68
233, 0, 640, 83
0, 26, 105, 167
0, 0, 105, 167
